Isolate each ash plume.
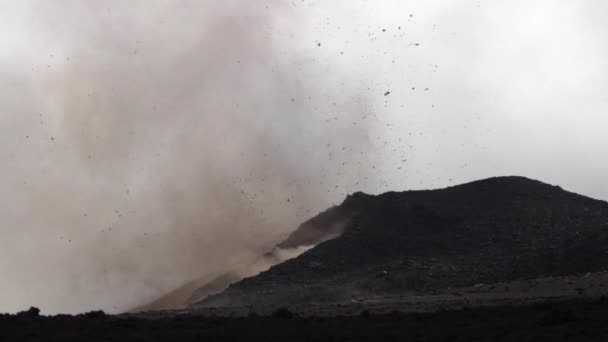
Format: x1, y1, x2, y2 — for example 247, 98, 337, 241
0, 1, 373, 314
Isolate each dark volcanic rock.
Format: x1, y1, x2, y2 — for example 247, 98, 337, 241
193, 176, 608, 308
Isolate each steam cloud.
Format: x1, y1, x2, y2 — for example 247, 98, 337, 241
0, 1, 374, 314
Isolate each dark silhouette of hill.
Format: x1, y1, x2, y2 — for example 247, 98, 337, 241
193, 176, 608, 308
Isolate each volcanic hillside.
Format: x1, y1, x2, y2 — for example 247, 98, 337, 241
135, 194, 353, 311
193, 176, 608, 308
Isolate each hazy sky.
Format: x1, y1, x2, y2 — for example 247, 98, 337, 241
1, 1, 607, 314
301, 0, 608, 198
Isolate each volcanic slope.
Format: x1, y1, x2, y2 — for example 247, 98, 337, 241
193, 176, 608, 308
135, 194, 353, 311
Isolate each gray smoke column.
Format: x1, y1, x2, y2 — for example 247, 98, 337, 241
0, 1, 374, 314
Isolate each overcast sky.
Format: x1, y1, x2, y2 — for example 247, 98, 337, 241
299, 0, 608, 198
1, 1, 607, 314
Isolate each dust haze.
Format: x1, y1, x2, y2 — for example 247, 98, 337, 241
0, 1, 375, 314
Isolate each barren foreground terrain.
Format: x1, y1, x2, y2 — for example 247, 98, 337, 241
5, 272, 608, 341
4, 296, 608, 341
